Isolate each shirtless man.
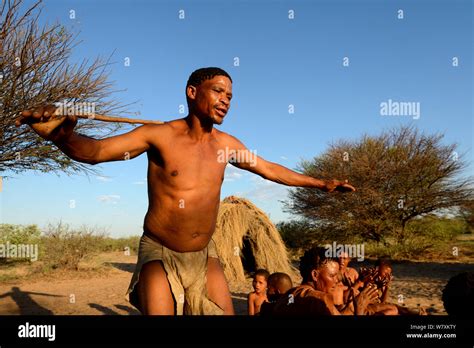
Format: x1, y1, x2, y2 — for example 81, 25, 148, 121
15, 67, 355, 315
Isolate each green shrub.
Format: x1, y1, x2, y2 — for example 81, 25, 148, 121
276, 220, 328, 249
40, 222, 107, 270
0, 224, 41, 244
0, 224, 41, 265
409, 217, 466, 242
97, 236, 140, 254
363, 217, 466, 260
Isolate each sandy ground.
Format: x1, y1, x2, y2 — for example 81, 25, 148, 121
0, 251, 472, 315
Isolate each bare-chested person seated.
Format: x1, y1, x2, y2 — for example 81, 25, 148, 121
336, 251, 363, 308
373, 258, 427, 315
359, 258, 399, 315
270, 247, 379, 315
16, 67, 356, 315
338, 251, 362, 289
248, 269, 269, 315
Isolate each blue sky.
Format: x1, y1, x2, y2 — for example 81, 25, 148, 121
1, 0, 472, 237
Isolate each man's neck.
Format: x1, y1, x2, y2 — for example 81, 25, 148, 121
184, 113, 214, 141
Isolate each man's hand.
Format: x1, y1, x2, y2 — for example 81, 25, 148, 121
359, 267, 378, 286
325, 179, 356, 193
354, 284, 379, 315
15, 105, 77, 142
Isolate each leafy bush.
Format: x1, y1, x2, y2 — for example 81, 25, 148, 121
98, 236, 140, 254
363, 217, 467, 260
41, 222, 107, 270
0, 224, 41, 244
0, 224, 41, 265
409, 217, 466, 242
276, 220, 328, 249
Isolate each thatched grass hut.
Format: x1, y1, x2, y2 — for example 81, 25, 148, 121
213, 196, 298, 283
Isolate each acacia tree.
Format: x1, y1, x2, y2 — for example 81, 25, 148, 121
284, 126, 474, 245
0, 0, 131, 175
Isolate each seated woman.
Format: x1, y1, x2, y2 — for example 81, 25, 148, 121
271, 246, 379, 315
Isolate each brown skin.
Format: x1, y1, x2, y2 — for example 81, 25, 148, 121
267, 273, 293, 302
355, 265, 398, 315
338, 253, 360, 286
376, 265, 393, 303
16, 75, 356, 315
248, 275, 268, 315
307, 261, 379, 315
338, 253, 363, 305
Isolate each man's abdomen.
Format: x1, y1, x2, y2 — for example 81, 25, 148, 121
143, 189, 221, 252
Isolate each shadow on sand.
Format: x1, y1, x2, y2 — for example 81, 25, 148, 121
0, 286, 63, 315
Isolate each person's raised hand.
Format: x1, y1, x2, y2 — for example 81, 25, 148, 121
359, 267, 377, 285
378, 273, 393, 288
15, 105, 77, 142
325, 179, 356, 193
354, 284, 380, 315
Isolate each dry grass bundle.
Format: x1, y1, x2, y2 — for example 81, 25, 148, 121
213, 196, 298, 283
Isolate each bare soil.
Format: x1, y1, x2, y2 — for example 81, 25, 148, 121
0, 251, 472, 315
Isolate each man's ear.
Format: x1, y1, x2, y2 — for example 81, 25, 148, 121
187, 85, 197, 101
311, 269, 319, 282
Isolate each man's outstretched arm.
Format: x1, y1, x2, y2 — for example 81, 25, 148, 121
16, 105, 157, 165
225, 135, 355, 192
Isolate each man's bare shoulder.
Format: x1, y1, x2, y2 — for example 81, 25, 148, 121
165, 118, 188, 130
138, 119, 181, 145
214, 129, 242, 147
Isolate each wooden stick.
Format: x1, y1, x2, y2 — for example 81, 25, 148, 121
53, 110, 164, 125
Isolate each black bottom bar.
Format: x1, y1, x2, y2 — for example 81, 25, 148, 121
0, 315, 473, 347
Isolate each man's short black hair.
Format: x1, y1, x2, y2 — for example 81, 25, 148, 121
299, 246, 337, 283
186, 67, 232, 89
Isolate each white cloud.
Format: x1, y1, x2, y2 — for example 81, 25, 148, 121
244, 178, 289, 202
250, 175, 265, 182
224, 165, 245, 182
97, 194, 121, 204
280, 156, 288, 160
132, 181, 145, 185
96, 176, 112, 182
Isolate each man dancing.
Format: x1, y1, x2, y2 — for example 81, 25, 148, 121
16, 67, 355, 315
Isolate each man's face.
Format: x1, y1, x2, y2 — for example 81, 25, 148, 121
313, 261, 340, 293
187, 75, 233, 125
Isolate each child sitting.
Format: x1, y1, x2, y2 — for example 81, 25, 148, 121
247, 269, 270, 315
